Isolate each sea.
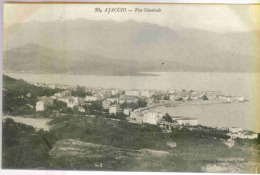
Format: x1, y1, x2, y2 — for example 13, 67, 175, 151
4, 72, 260, 132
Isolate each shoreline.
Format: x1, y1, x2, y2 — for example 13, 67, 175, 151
4, 71, 160, 77
144, 99, 247, 111
2, 115, 51, 131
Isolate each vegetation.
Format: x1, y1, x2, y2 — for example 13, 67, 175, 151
170, 126, 230, 141
202, 95, 208, 100
163, 95, 170, 100
48, 116, 168, 150
120, 99, 147, 110
71, 85, 92, 97
162, 113, 173, 122
2, 118, 57, 169
137, 99, 148, 108
152, 94, 162, 101
3, 115, 260, 171
3, 75, 61, 98
175, 97, 183, 101
2, 75, 61, 115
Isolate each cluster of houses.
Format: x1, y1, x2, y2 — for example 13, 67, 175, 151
228, 127, 258, 139
35, 87, 200, 129
35, 88, 153, 114
222, 127, 258, 148
129, 108, 199, 127
29, 82, 71, 90
33, 81, 246, 113
35, 96, 54, 111
167, 90, 245, 102
34, 86, 256, 142
36, 90, 86, 112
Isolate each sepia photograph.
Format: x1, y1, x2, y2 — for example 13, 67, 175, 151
1, 2, 260, 173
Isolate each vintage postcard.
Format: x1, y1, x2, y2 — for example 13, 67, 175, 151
1, 2, 260, 173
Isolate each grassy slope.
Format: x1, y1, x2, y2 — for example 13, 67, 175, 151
47, 115, 260, 172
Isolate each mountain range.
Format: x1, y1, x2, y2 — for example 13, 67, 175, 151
3, 19, 260, 74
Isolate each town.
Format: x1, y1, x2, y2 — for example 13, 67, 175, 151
28, 81, 257, 142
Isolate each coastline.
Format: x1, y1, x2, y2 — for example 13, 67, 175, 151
2, 115, 51, 131
144, 99, 247, 111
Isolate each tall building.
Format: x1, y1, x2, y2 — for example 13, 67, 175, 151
142, 111, 164, 125
36, 101, 45, 111
109, 105, 120, 114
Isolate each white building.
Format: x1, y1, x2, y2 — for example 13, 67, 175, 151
54, 90, 71, 98
218, 95, 229, 101
57, 97, 70, 104
109, 105, 120, 114
233, 96, 245, 102
228, 130, 258, 139
140, 91, 151, 98
123, 108, 132, 116
119, 99, 125, 104
66, 97, 80, 108
48, 84, 56, 89
26, 93, 31, 97
243, 134, 258, 139
125, 90, 140, 97
229, 127, 243, 133
207, 95, 217, 100
50, 96, 57, 100
78, 106, 86, 113
175, 118, 198, 126
36, 101, 45, 111
110, 89, 119, 96
85, 96, 98, 102
142, 111, 164, 125
169, 95, 175, 101
67, 102, 75, 108
36, 97, 54, 111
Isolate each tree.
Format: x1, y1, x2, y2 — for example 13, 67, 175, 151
2, 118, 52, 169
71, 86, 92, 97
202, 95, 208, 100
137, 99, 147, 108
163, 95, 170, 100
163, 113, 173, 122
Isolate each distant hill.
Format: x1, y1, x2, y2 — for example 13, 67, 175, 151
3, 74, 60, 97
3, 44, 212, 75
3, 19, 260, 73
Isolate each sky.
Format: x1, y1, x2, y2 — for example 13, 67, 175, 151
4, 3, 260, 33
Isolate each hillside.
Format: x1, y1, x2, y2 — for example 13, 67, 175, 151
4, 19, 260, 73
3, 44, 211, 75
3, 114, 259, 172
2, 74, 61, 115
3, 74, 60, 97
